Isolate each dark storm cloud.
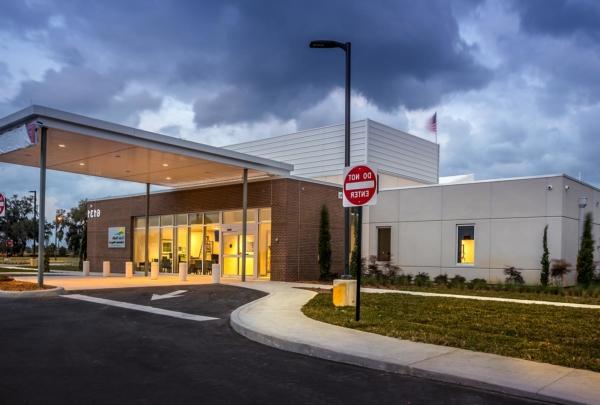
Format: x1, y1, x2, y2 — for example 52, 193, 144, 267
3, 0, 491, 127
513, 0, 600, 40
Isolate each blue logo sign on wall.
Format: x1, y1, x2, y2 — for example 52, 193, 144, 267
108, 227, 126, 248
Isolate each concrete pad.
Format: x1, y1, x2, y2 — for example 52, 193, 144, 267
539, 369, 600, 405
13, 273, 217, 291
412, 348, 574, 397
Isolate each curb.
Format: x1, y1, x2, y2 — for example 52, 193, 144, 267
230, 291, 583, 405
0, 286, 65, 298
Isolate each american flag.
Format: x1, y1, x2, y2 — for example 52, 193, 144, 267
427, 112, 437, 133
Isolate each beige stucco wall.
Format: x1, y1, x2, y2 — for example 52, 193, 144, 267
365, 175, 599, 285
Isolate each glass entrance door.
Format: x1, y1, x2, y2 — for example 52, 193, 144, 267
222, 232, 255, 277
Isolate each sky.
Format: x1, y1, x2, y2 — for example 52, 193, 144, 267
1, 0, 599, 217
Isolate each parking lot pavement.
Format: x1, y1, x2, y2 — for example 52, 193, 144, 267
0, 285, 545, 405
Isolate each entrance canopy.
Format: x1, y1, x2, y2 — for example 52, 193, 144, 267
0, 105, 293, 187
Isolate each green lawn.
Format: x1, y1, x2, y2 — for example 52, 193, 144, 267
361, 282, 600, 305
302, 292, 600, 372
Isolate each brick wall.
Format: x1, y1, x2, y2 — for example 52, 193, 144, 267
87, 178, 343, 281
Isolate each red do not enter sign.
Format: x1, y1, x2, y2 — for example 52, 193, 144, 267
343, 165, 378, 207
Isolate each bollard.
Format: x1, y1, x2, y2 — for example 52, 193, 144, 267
332, 279, 357, 307
102, 261, 111, 277
125, 262, 133, 278
212, 264, 221, 284
178, 262, 188, 281
82, 260, 90, 276
151, 262, 159, 280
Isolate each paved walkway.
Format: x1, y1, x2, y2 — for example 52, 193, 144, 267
360, 287, 600, 309
232, 282, 600, 405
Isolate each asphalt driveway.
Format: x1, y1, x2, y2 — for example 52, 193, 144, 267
0, 285, 544, 404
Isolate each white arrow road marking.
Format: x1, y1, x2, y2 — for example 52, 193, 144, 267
62, 294, 218, 322
151, 290, 187, 301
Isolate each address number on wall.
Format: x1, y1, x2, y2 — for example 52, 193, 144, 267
87, 209, 101, 219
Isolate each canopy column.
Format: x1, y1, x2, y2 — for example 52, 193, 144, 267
144, 183, 150, 277
241, 168, 248, 282
37, 126, 47, 287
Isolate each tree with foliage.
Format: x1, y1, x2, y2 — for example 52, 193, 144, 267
577, 212, 595, 286
551, 259, 572, 286
318, 205, 332, 280
0, 194, 34, 255
540, 225, 550, 286
64, 200, 88, 269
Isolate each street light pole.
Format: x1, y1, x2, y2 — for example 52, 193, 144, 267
309, 39, 352, 277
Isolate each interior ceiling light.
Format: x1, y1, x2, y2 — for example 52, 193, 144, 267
162, 163, 169, 167
165, 176, 172, 180
58, 144, 66, 148
79, 162, 85, 166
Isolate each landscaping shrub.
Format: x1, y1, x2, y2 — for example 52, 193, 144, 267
433, 274, 448, 286
449, 275, 466, 288
414, 272, 431, 287
504, 266, 524, 285
577, 212, 595, 286
540, 225, 550, 286
551, 259, 572, 286
395, 274, 413, 286
318, 205, 332, 281
469, 278, 488, 290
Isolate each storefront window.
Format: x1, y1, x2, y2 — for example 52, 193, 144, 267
160, 215, 173, 227
177, 225, 188, 266
160, 227, 173, 272
223, 210, 255, 224
259, 208, 271, 222
259, 223, 271, 278
189, 213, 202, 225
132, 208, 266, 278
204, 212, 219, 224
189, 224, 204, 274
176, 213, 187, 226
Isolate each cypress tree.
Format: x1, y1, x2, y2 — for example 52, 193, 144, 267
540, 225, 550, 286
318, 205, 332, 280
576, 212, 595, 286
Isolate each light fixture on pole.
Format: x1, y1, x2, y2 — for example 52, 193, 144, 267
309, 39, 353, 278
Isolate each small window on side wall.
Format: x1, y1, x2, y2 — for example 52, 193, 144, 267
377, 227, 391, 261
457, 225, 475, 265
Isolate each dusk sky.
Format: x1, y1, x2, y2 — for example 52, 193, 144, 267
1, 0, 599, 215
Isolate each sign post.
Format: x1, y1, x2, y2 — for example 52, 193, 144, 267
0, 193, 5, 218
343, 165, 378, 321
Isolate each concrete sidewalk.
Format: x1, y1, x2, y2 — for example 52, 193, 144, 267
231, 282, 600, 405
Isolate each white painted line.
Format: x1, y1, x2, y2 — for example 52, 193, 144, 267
345, 180, 375, 191
151, 290, 187, 300
63, 294, 219, 322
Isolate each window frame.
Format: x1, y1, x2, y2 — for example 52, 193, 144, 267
456, 224, 475, 266
376, 226, 392, 262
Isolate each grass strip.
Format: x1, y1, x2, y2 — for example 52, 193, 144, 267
302, 292, 600, 372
